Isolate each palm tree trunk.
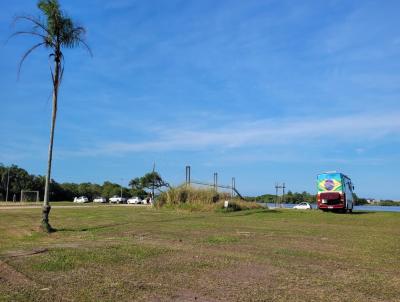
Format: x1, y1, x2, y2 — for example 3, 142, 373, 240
42, 57, 60, 233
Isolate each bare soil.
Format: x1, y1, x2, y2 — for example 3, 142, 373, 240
0, 260, 36, 287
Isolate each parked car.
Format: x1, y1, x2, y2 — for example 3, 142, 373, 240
293, 202, 312, 210
73, 196, 89, 203
142, 197, 152, 205
127, 197, 142, 204
93, 197, 107, 203
109, 195, 126, 204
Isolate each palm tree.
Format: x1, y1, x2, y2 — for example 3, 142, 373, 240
10, 0, 91, 232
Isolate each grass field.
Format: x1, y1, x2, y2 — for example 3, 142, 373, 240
0, 206, 399, 301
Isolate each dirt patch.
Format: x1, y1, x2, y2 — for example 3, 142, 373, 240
150, 289, 221, 302
48, 243, 83, 249
3, 248, 49, 258
202, 262, 282, 297
0, 260, 36, 287
149, 262, 281, 302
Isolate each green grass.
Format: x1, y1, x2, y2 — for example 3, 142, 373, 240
0, 201, 87, 207
0, 206, 399, 301
204, 235, 240, 244
31, 245, 167, 272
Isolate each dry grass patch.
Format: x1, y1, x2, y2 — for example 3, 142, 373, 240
157, 186, 263, 212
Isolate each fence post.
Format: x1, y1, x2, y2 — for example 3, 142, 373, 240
232, 177, 236, 197
213, 173, 218, 192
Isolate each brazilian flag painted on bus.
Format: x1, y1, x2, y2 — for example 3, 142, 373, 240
317, 173, 343, 192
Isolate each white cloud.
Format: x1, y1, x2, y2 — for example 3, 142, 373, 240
68, 111, 400, 157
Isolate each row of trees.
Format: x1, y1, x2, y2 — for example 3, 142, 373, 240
0, 164, 45, 201
285, 191, 316, 204
246, 191, 370, 205
246, 191, 316, 204
1, 163, 394, 205
0, 164, 168, 202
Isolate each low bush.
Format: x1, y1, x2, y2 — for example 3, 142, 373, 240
378, 200, 400, 206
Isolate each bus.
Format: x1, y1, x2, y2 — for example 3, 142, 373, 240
317, 172, 354, 213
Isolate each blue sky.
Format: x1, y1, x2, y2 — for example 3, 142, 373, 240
1, 0, 400, 199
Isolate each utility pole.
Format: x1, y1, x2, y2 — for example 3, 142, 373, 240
185, 165, 191, 187
275, 182, 286, 208
120, 178, 124, 198
231, 177, 236, 198
152, 162, 155, 200
5, 168, 10, 202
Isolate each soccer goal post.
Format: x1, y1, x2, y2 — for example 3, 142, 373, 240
20, 190, 40, 202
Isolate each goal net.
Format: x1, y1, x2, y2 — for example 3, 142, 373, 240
20, 190, 40, 202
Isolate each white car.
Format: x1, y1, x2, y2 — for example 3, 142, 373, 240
93, 197, 107, 203
73, 196, 89, 203
142, 197, 152, 205
109, 195, 127, 204
127, 197, 142, 204
293, 202, 312, 210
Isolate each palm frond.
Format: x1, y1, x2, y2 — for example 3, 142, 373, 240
6, 31, 55, 48
8, 30, 47, 40
12, 0, 91, 79
13, 15, 51, 37
77, 38, 93, 57
18, 42, 46, 78
38, 0, 61, 20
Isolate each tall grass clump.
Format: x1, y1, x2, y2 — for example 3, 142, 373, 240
216, 199, 264, 212
156, 185, 263, 211
156, 186, 227, 207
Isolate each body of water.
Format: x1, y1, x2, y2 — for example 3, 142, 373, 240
265, 203, 400, 212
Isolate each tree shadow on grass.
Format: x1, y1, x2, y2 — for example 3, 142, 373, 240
222, 209, 281, 217
349, 211, 376, 215
149, 215, 208, 224
150, 209, 281, 222
328, 211, 375, 215
57, 222, 130, 232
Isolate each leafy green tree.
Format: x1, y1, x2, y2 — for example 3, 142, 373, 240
129, 177, 150, 199
353, 193, 369, 205
77, 183, 102, 200
130, 188, 148, 199
11, 0, 91, 232
0, 164, 45, 201
60, 182, 79, 200
101, 181, 125, 199
48, 180, 65, 201
129, 172, 169, 198
141, 172, 169, 191
285, 190, 294, 203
